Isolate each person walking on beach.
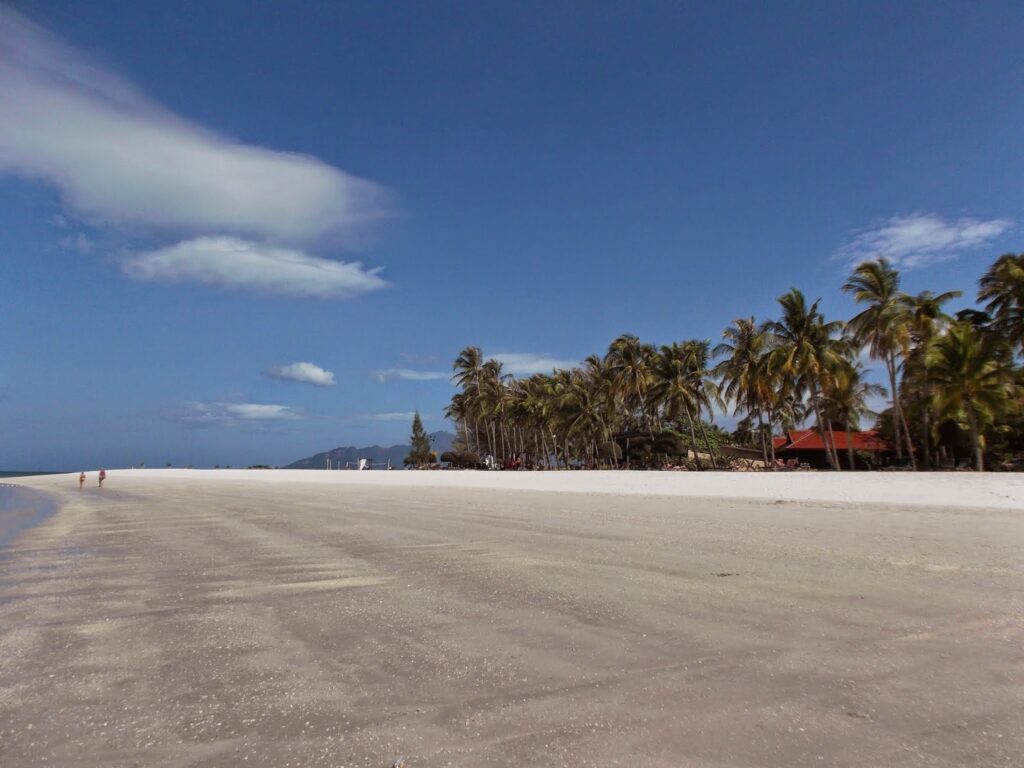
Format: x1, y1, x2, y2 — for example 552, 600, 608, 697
98, 468, 106, 487
79, 471, 85, 489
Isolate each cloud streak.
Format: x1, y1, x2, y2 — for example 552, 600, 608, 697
123, 237, 388, 298
265, 362, 335, 387
493, 353, 580, 375
366, 412, 419, 421
836, 212, 1013, 269
371, 368, 449, 383
179, 401, 302, 426
0, 8, 389, 242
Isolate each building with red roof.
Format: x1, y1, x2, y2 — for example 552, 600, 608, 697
773, 429, 897, 469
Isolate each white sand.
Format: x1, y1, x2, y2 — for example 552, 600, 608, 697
29, 467, 1024, 509
3, 473, 1022, 766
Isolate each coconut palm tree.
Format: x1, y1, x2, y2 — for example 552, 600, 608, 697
843, 258, 915, 467
683, 340, 723, 468
714, 317, 773, 466
899, 289, 962, 468
605, 334, 656, 431
452, 346, 485, 454
826, 358, 886, 469
653, 342, 705, 469
927, 322, 1016, 471
767, 289, 846, 470
978, 252, 1024, 356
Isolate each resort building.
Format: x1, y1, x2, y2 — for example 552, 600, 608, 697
772, 429, 897, 469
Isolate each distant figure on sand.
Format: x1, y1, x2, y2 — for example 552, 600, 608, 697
79, 471, 85, 489
98, 468, 106, 487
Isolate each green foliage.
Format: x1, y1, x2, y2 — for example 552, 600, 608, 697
405, 411, 433, 467
442, 252, 1022, 472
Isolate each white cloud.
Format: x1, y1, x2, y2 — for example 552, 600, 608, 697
122, 236, 387, 298
492, 352, 580, 375
836, 212, 1013, 269
371, 368, 449, 383
180, 401, 302, 426
265, 361, 335, 387
0, 8, 388, 241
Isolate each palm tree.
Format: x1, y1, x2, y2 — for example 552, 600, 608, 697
827, 358, 886, 469
767, 289, 846, 470
714, 317, 773, 467
653, 342, 704, 469
605, 334, 656, 431
927, 322, 1016, 471
683, 340, 723, 468
899, 289, 962, 468
452, 346, 485, 454
843, 258, 915, 467
978, 252, 1024, 356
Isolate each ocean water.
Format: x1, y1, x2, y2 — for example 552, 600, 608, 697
0, 485, 59, 549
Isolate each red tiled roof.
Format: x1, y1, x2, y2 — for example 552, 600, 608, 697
774, 429, 894, 452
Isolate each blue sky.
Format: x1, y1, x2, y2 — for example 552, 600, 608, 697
2, 1, 1022, 470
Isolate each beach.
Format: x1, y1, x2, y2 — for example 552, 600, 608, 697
1, 471, 1022, 767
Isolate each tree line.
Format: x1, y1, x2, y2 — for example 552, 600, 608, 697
443, 253, 1023, 471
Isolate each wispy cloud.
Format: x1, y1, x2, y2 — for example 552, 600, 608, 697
123, 237, 388, 298
265, 361, 335, 387
366, 411, 420, 421
493, 353, 580, 375
371, 368, 449, 383
179, 401, 303, 426
0, 8, 389, 242
836, 212, 1013, 269
58, 232, 92, 253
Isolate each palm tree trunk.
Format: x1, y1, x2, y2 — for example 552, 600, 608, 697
767, 407, 777, 469
896, 394, 917, 470
809, 383, 836, 470
965, 403, 984, 471
686, 414, 703, 471
826, 421, 841, 471
887, 356, 903, 460
696, 414, 718, 470
846, 420, 855, 470
921, 404, 931, 470
757, 410, 769, 469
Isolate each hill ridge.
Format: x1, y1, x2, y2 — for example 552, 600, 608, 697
285, 430, 455, 469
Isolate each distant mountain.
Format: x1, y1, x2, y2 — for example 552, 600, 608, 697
285, 430, 456, 469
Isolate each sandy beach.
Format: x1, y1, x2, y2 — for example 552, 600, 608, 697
1, 471, 1022, 767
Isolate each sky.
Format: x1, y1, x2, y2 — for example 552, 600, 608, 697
1, 1, 1022, 470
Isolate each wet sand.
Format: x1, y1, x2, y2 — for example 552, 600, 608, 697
1, 475, 1022, 766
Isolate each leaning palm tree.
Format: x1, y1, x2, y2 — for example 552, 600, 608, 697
767, 289, 846, 470
927, 322, 1016, 471
978, 252, 1024, 357
843, 258, 915, 467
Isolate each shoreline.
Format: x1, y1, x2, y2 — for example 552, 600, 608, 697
0, 485, 61, 551
18, 467, 1024, 510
